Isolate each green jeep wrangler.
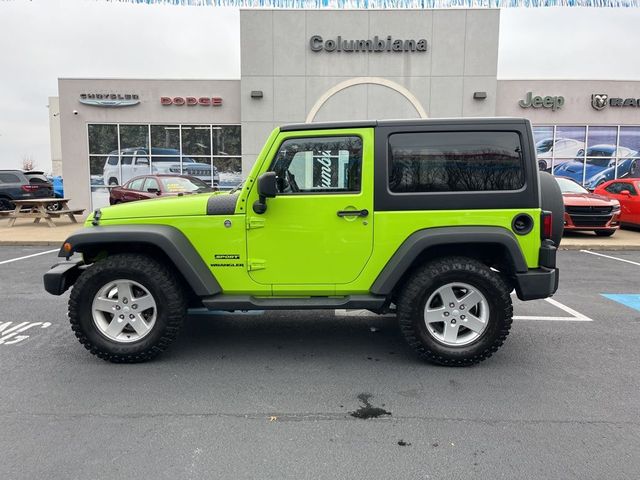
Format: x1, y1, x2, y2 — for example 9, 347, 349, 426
44, 118, 563, 366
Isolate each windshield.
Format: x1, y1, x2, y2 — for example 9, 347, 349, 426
151, 157, 196, 163
24, 173, 50, 184
556, 177, 588, 194
160, 176, 211, 193
536, 139, 553, 153
228, 179, 245, 194
587, 158, 613, 167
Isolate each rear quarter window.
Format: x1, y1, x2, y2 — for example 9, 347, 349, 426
388, 131, 525, 193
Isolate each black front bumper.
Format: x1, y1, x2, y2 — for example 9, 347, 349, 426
43, 258, 84, 295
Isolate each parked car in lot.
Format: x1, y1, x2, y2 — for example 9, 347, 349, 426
0, 169, 54, 211
103, 148, 219, 187
48, 175, 64, 198
536, 137, 584, 171
45, 118, 563, 366
556, 176, 620, 236
553, 145, 639, 190
109, 174, 215, 205
594, 178, 640, 228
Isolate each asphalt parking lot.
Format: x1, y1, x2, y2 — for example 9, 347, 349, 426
1, 246, 639, 479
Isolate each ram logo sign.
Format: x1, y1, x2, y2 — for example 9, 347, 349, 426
591, 94, 609, 111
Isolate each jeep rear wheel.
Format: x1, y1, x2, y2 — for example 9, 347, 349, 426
398, 256, 513, 366
69, 253, 186, 363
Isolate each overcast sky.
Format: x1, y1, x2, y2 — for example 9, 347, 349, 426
1, 0, 640, 171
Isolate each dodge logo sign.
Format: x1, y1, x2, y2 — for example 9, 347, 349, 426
161, 97, 223, 107
592, 94, 608, 111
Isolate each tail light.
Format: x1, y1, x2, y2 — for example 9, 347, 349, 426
21, 185, 38, 192
541, 210, 553, 240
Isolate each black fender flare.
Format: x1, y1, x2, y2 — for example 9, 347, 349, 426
59, 225, 221, 297
369, 226, 528, 296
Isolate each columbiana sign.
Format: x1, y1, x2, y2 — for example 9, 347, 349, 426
309, 35, 428, 53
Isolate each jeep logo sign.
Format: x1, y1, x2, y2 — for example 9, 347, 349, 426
160, 97, 223, 107
518, 92, 564, 111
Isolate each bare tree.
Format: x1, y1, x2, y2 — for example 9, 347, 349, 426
21, 155, 36, 171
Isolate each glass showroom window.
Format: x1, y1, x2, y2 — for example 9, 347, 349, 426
88, 123, 241, 209
532, 125, 640, 188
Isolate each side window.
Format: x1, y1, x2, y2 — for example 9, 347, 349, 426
121, 155, 133, 166
128, 178, 145, 191
0, 173, 21, 184
107, 155, 118, 166
388, 131, 525, 193
620, 183, 637, 195
135, 151, 149, 166
144, 177, 160, 192
269, 136, 362, 194
605, 183, 621, 194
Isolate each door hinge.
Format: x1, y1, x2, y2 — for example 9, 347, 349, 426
248, 259, 266, 271
247, 217, 266, 230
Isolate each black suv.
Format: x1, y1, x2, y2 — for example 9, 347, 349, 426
0, 170, 54, 211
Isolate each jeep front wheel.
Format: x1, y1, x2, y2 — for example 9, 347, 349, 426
68, 253, 187, 363
398, 256, 513, 366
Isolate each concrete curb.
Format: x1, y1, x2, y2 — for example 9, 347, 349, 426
0, 241, 64, 246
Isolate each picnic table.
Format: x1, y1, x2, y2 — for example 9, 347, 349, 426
1, 198, 85, 228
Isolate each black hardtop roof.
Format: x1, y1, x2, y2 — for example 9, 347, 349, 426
279, 117, 529, 132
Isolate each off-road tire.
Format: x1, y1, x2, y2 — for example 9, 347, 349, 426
398, 256, 513, 367
69, 253, 187, 363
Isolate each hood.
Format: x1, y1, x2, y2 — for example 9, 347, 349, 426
562, 192, 618, 207
88, 192, 228, 222
556, 161, 607, 178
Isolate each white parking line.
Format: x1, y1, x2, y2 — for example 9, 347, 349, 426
0, 249, 59, 265
337, 297, 593, 322
580, 249, 640, 267
513, 297, 592, 322
0, 321, 52, 345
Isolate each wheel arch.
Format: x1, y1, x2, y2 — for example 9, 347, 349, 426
369, 226, 528, 297
60, 225, 221, 298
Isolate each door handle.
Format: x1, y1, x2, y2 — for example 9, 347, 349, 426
337, 209, 369, 218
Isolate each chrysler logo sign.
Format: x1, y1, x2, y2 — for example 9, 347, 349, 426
310, 35, 427, 53
592, 93, 640, 110
79, 93, 139, 107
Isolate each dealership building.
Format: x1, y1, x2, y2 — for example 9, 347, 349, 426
50, 8, 640, 210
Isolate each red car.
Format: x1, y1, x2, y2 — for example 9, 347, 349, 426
109, 174, 214, 205
594, 178, 640, 228
556, 176, 621, 237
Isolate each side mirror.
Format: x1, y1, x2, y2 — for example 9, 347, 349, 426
620, 190, 631, 196
147, 187, 160, 194
253, 172, 277, 214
